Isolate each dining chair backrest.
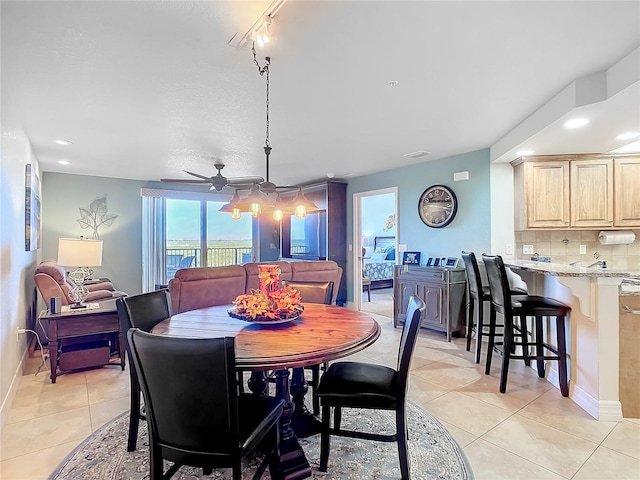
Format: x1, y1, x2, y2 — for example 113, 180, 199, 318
128, 330, 241, 455
481, 254, 512, 317
282, 280, 334, 305
461, 251, 483, 299
116, 289, 173, 334
397, 294, 426, 395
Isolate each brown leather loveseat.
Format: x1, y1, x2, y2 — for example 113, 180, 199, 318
169, 260, 343, 314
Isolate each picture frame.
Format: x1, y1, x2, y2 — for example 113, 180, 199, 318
402, 251, 421, 265
426, 257, 434, 266
25, 164, 41, 251
445, 257, 459, 268
433, 257, 441, 266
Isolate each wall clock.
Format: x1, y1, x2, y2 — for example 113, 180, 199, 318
418, 185, 458, 228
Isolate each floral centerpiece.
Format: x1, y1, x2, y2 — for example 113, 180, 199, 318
229, 265, 303, 323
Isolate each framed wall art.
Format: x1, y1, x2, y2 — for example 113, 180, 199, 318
402, 251, 421, 265
25, 163, 41, 251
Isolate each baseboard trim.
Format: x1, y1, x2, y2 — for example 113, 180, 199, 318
571, 384, 623, 421
0, 348, 27, 434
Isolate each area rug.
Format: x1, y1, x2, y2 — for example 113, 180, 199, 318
50, 401, 473, 480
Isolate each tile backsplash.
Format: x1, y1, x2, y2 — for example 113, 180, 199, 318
514, 230, 640, 270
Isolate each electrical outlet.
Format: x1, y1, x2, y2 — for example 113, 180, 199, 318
505, 244, 514, 255
523, 244, 534, 255
16, 327, 25, 343
579, 244, 586, 254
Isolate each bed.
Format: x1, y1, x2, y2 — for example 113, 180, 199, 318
362, 236, 396, 289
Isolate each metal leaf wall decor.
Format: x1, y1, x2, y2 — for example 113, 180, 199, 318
77, 195, 118, 239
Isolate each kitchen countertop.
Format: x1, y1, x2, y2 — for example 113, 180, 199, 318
505, 260, 640, 279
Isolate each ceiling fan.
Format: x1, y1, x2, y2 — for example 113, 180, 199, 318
160, 162, 265, 192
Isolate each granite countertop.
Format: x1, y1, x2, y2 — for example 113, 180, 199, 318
506, 260, 640, 279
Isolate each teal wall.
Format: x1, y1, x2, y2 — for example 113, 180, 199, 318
346, 148, 492, 301
42, 173, 145, 298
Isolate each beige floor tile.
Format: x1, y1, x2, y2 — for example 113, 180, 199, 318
407, 373, 450, 405
518, 388, 618, 443
456, 374, 543, 413
85, 368, 130, 404
425, 391, 512, 437
602, 420, 640, 460
573, 446, 640, 480
0, 407, 91, 461
0, 440, 79, 480
482, 414, 599, 478
437, 420, 478, 448
14, 370, 87, 398
89, 396, 130, 431
6, 383, 89, 424
463, 438, 566, 480
625, 417, 640, 425
413, 359, 484, 390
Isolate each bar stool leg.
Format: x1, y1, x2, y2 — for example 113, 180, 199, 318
520, 315, 531, 366
466, 298, 474, 352
499, 313, 513, 394
474, 300, 484, 364
535, 316, 546, 377
485, 306, 497, 375
556, 315, 569, 397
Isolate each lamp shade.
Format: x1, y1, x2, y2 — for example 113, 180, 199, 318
57, 238, 103, 267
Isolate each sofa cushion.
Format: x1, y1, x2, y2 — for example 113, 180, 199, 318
169, 265, 247, 314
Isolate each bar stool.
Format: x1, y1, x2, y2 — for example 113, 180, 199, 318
461, 251, 527, 364
482, 254, 571, 396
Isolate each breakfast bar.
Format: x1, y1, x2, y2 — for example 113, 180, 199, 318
506, 260, 640, 421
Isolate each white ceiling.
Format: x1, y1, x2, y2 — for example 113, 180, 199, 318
2, 1, 639, 188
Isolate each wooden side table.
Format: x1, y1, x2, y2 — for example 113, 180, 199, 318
41, 299, 125, 383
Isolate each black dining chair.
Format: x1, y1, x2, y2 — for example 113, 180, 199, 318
482, 254, 571, 396
127, 330, 284, 480
316, 294, 426, 480
116, 289, 172, 452
280, 280, 334, 415
461, 251, 528, 364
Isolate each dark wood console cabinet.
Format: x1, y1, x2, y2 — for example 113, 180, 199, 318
393, 265, 466, 341
279, 180, 347, 305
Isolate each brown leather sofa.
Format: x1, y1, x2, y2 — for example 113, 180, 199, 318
169, 260, 343, 314
34, 260, 126, 307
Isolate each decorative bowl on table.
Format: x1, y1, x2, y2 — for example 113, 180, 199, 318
229, 265, 303, 325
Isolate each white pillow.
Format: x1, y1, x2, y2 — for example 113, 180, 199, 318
370, 251, 389, 262
363, 246, 373, 258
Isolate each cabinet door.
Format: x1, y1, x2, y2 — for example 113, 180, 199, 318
394, 279, 419, 326
525, 161, 570, 228
417, 283, 444, 329
614, 157, 640, 227
570, 159, 613, 227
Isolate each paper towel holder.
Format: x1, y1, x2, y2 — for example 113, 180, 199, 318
598, 230, 636, 245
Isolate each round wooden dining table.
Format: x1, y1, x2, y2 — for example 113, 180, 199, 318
151, 303, 381, 480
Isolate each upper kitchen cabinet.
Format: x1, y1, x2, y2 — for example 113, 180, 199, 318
513, 154, 639, 230
570, 158, 613, 228
513, 157, 570, 229
614, 157, 640, 227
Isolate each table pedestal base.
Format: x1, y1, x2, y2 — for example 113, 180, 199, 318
250, 370, 312, 480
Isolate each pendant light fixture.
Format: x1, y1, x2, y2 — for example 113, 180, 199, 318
219, 40, 318, 220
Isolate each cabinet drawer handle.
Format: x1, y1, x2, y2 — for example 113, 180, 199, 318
623, 305, 640, 315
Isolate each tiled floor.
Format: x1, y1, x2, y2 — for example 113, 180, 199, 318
2, 292, 639, 479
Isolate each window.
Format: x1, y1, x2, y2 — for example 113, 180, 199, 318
141, 188, 252, 291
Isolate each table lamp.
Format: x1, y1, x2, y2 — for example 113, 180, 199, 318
57, 237, 103, 309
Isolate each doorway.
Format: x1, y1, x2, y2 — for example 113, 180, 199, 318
353, 187, 398, 317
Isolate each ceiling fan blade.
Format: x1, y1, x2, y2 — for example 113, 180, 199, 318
160, 178, 210, 184
227, 176, 265, 185
184, 170, 212, 180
